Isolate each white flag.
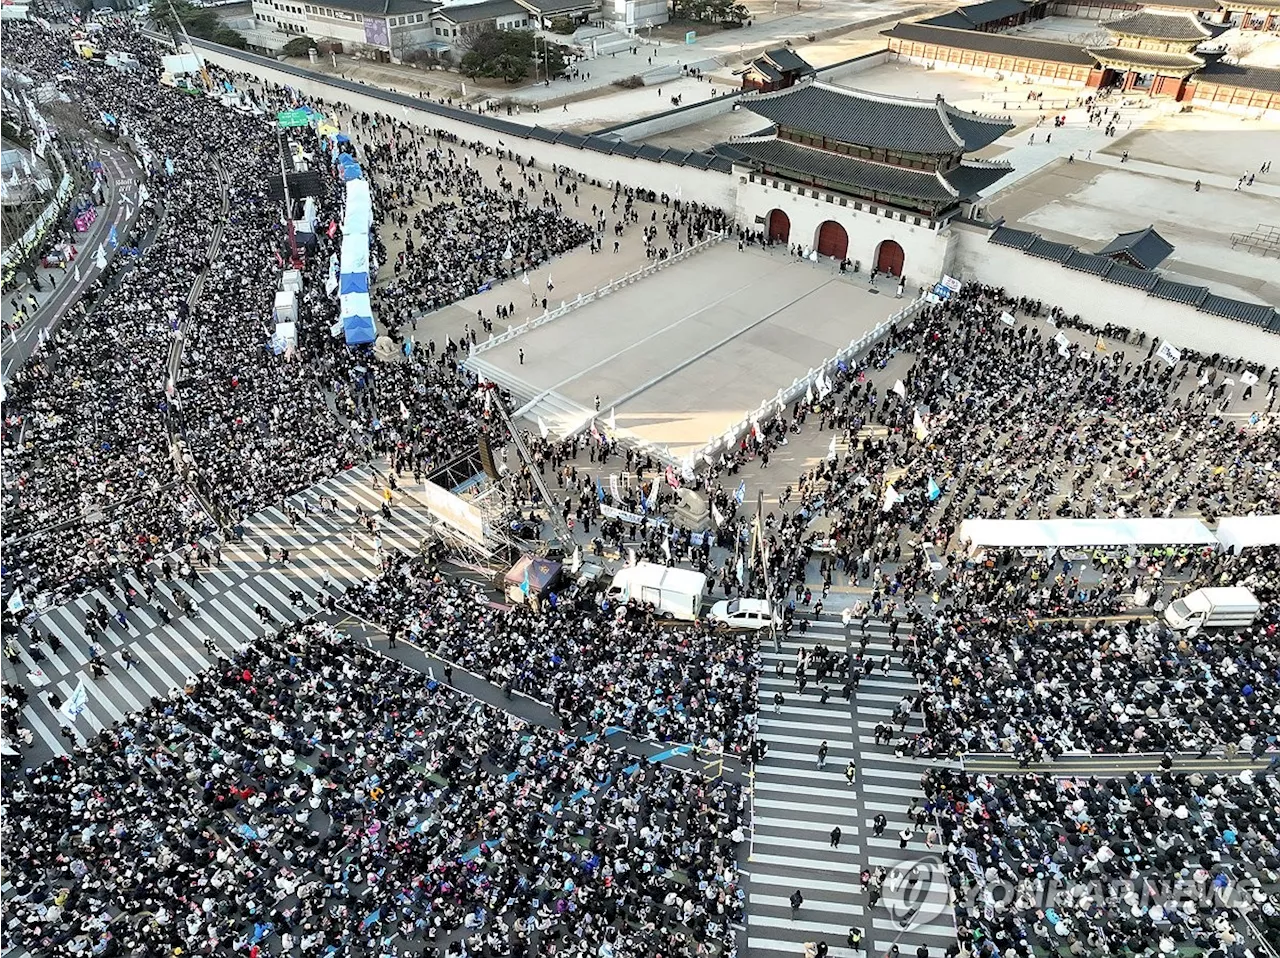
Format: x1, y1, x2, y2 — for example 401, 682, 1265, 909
892, 380, 906, 399
537, 417, 549, 440
999, 311, 1015, 327
399, 401, 410, 420
805, 383, 814, 405
661, 535, 671, 559
95, 245, 108, 270
711, 502, 725, 527
74, 265, 81, 283
138, 182, 150, 203
913, 408, 929, 441
60, 679, 90, 724
1241, 371, 1259, 387
607, 407, 617, 433
6, 591, 24, 613
503, 241, 513, 260
1155, 341, 1182, 367
882, 485, 902, 512
827, 436, 838, 460
1054, 331, 1071, 350
521, 271, 530, 286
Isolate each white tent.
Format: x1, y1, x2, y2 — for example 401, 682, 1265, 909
1214, 515, 1280, 552
958, 518, 1219, 554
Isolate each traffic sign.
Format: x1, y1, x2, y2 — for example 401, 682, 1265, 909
276, 109, 309, 128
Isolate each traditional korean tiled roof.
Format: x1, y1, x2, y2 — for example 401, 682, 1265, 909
725, 136, 1011, 201
741, 81, 1013, 154
882, 20, 1100, 66
1198, 61, 1280, 91
1097, 225, 1175, 269
987, 226, 1280, 332
920, 0, 1032, 28
1103, 8, 1229, 39
1086, 45, 1205, 72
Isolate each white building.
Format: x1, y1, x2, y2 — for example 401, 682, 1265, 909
249, 0, 441, 60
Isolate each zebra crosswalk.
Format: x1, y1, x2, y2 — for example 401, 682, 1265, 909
748, 613, 957, 958
6, 463, 443, 765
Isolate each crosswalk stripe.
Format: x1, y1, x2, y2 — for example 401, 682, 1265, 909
7, 460, 447, 764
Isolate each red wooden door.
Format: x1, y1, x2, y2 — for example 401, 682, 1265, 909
767, 209, 790, 243
875, 240, 905, 277
816, 221, 848, 259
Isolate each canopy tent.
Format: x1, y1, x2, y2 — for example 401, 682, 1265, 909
336, 155, 375, 346
504, 556, 562, 598
958, 518, 1219, 554
1214, 515, 1280, 552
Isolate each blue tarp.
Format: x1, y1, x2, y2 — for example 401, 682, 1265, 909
339, 272, 369, 295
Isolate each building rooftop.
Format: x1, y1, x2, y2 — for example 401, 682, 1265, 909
434, 0, 527, 22
322, 0, 439, 15
1102, 9, 1230, 40
920, 0, 1033, 28
742, 81, 1014, 155
1097, 225, 1175, 269
516, 0, 598, 14
881, 21, 1100, 67
1086, 45, 1205, 72
722, 135, 1012, 202
1198, 60, 1280, 91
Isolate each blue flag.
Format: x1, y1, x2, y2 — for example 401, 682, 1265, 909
734, 480, 746, 504
361, 908, 381, 930
164, 157, 174, 177
596, 477, 604, 502
108, 224, 118, 248
520, 570, 530, 595
927, 477, 942, 501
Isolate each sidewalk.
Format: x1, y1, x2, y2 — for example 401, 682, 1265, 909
2, 143, 143, 386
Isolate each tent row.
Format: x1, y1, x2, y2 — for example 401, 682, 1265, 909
335, 154, 375, 346
958, 516, 1280, 554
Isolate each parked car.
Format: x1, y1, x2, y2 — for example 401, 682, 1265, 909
707, 597, 780, 631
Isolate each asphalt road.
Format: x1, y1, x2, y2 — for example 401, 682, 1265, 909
2, 143, 144, 386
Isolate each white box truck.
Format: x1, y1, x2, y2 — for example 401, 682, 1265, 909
606, 563, 706, 621
1163, 587, 1261, 632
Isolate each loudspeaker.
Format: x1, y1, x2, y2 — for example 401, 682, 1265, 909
477, 432, 501, 482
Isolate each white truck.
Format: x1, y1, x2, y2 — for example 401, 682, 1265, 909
1163, 587, 1261, 632
606, 563, 706, 622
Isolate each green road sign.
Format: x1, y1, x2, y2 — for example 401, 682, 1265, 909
276, 109, 309, 128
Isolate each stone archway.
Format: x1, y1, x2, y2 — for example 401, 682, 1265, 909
767, 208, 790, 244
875, 239, 905, 277
815, 220, 848, 260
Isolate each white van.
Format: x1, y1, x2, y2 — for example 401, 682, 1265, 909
606, 563, 706, 622
1163, 587, 1261, 632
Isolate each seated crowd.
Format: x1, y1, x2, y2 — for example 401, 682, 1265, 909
2, 624, 747, 958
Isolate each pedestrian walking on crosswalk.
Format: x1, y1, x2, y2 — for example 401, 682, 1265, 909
845, 759, 856, 785
120, 649, 136, 671
816, 740, 828, 769
789, 890, 804, 919
829, 826, 841, 848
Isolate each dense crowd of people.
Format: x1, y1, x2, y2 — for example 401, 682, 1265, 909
343, 552, 759, 755
2, 624, 747, 958
923, 765, 1280, 957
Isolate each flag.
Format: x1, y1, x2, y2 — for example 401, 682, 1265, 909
399, 401, 410, 420
595, 476, 605, 501
519, 570, 530, 595
928, 477, 942, 501
108, 224, 118, 248
521, 271, 530, 286
137, 182, 149, 203
73, 265, 81, 283
893, 380, 906, 398
503, 241, 513, 260
664, 465, 678, 488
1094, 334, 1107, 352
734, 480, 746, 504
881, 485, 902, 512
827, 437, 838, 460
913, 409, 929, 442
361, 909, 381, 931
1155, 341, 1182, 367
1241, 371, 1259, 387
805, 383, 814, 405
570, 546, 582, 574
711, 502, 724, 527
607, 407, 617, 433
537, 417, 549, 440
95, 245, 107, 270
661, 535, 671, 559
6, 591, 24, 613
164, 156, 174, 177
61, 679, 89, 724
545, 274, 553, 291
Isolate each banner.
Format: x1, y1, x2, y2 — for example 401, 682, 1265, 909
1155, 341, 1181, 367
61, 679, 90, 724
